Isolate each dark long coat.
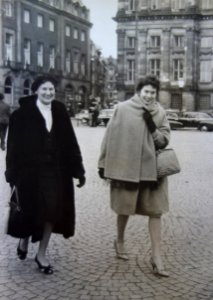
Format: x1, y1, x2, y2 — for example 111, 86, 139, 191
5, 95, 85, 242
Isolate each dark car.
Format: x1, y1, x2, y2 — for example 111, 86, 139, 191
166, 111, 183, 130
178, 112, 213, 131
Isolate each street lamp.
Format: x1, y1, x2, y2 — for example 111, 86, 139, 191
178, 78, 185, 115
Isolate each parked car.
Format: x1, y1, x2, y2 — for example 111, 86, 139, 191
166, 111, 183, 130
75, 109, 90, 124
98, 108, 114, 126
178, 112, 213, 131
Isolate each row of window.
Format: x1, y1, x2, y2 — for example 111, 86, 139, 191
5, 34, 87, 76
126, 59, 212, 83
22, 10, 86, 41
126, 35, 185, 48
128, 0, 213, 10
126, 35, 213, 49
4, 0, 88, 19
4, 76, 31, 96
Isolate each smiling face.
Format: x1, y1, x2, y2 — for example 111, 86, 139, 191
139, 84, 157, 106
35, 81, 55, 105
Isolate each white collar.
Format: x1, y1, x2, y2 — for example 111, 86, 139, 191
36, 99, 52, 111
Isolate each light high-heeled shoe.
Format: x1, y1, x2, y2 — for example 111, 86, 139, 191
114, 240, 129, 261
150, 257, 169, 277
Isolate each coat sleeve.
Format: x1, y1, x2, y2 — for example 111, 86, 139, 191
61, 104, 85, 178
5, 110, 22, 184
152, 113, 170, 150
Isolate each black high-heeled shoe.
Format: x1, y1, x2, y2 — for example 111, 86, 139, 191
35, 255, 54, 275
17, 240, 27, 260
150, 257, 169, 277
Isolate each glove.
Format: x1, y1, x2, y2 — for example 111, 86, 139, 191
143, 109, 157, 133
76, 175, 86, 188
98, 168, 105, 179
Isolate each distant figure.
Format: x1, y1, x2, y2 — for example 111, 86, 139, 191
98, 76, 170, 277
5, 75, 86, 275
91, 103, 100, 127
0, 93, 10, 150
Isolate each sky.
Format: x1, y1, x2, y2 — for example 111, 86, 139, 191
82, 0, 117, 58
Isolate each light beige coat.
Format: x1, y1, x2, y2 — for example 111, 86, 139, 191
98, 95, 171, 216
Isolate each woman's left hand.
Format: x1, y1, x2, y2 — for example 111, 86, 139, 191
143, 108, 157, 133
76, 175, 86, 188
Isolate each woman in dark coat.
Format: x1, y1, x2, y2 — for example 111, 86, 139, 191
5, 75, 86, 274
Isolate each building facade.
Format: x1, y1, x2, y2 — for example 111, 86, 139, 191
0, 0, 92, 114
115, 0, 213, 112
103, 56, 118, 108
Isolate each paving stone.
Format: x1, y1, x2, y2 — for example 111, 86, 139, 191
0, 128, 213, 299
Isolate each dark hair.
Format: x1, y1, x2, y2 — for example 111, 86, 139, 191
31, 75, 57, 93
136, 75, 160, 93
0, 93, 4, 101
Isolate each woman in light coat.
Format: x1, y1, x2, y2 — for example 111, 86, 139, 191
98, 76, 170, 277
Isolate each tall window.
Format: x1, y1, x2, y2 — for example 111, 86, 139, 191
80, 55, 86, 76
150, 59, 161, 77
201, 37, 212, 48
151, 0, 159, 9
4, 77, 12, 94
49, 19, 55, 32
73, 28, 78, 39
81, 31, 86, 42
173, 0, 185, 9
5, 1, 13, 17
150, 36, 161, 47
202, 0, 213, 8
37, 14, 43, 28
65, 50, 71, 73
127, 59, 135, 82
200, 61, 212, 83
23, 79, 31, 95
174, 35, 184, 48
73, 51, 79, 74
127, 37, 135, 48
173, 59, 184, 80
37, 43, 44, 67
24, 9, 30, 23
49, 46, 55, 69
5, 33, 13, 61
65, 25, 71, 37
24, 39, 31, 66
129, 0, 137, 10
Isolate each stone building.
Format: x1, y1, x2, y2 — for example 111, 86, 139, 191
0, 0, 92, 114
103, 56, 118, 108
114, 0, 213, 112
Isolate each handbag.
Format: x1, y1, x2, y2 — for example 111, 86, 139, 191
156, 148, 181, 178
7, 186, 28, 238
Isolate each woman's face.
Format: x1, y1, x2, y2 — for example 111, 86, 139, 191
35, 81, 55, 105
139, 84, 157, 106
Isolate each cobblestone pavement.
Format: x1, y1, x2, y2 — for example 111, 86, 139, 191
0, 121, 213, 300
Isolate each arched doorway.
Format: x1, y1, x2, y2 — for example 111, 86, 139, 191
4, 76, 13, 106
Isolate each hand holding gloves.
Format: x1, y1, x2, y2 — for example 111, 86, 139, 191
143, 108, 157, 133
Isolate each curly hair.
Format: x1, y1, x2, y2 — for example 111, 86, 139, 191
31, 75, 57, 93
136, 75, 160, 93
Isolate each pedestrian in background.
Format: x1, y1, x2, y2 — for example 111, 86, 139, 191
0, 93, 10, 151
98, 75, 170, 277
5, 75, 86, 274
